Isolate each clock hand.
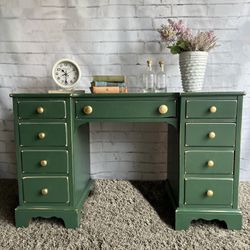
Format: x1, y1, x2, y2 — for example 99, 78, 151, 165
61, 69, 70, 76
64, 74, 69, 85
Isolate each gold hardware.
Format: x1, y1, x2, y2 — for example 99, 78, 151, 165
208, 131, 216, 139
36, 106, 44, 114
41, 188, 48, 196
207, 160, 215, 168
210, 106, 217, 113
159, 105, 168, 114
206, 190, 214, 197
38, 132, 46, 140
83, 105, 93, 115
209, 106, 217, 113
40, 160, 48, 167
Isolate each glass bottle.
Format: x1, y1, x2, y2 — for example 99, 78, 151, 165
156, 60, 167, 92
143, 60, 155, 93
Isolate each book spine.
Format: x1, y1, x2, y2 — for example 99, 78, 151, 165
92, 75, 125, 82
90, 86, 128, 93
91, 81, 126, 87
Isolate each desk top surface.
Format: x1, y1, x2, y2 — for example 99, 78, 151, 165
10, 91, 245, 98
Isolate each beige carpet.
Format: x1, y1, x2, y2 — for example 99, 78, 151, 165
0, 179, 249, 250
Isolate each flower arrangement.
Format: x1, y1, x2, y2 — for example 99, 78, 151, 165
158, 19, 217, 54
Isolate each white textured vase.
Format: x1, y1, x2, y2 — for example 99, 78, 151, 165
179, 51, 208, 92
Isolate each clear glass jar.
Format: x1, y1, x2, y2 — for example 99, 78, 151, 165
155, 61, 167, 92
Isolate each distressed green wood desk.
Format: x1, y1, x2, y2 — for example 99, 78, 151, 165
10, 92, 244, 230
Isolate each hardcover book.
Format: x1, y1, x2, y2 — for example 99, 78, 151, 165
92, 75, 125, 83
90, 86, 128, 93
91, 81, 126, 87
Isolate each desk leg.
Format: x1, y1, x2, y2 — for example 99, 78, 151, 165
15, 206, 83, 228
175, 209, 242, 230
15, 208, 31, 227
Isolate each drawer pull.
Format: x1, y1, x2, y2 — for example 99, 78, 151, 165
159, 105, 168, 114
41, 188, 48, 196
207, 160, 215, 168
40, 160, 48, 167
209, 106, 217, 113
83, 105, 93, 115
38, 132, 46, 140
206, 190, 214, 197
208, 131, 216, 139
36, 106, 44, 114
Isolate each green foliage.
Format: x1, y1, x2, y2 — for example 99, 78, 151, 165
169, 46, 181, 54
169, 40, 190, 54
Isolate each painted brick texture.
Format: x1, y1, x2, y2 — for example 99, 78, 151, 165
0, 0, 249, 180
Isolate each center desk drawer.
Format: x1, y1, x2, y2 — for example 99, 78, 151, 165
18, 100, 66, 119
21, 150, 68, 174
19, 123, 67, 147
185, 123, 236, 147
75, 99, 176, 119
186, 99, 237, 119
23, 177, 69, 203
185, 178, 233, 206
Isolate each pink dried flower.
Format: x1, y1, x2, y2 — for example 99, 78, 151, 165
158, 19, 217, 54
189, 31, 217, 51
158, 24, 178, 46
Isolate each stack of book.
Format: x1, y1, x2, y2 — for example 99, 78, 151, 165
90, 75, 128, 93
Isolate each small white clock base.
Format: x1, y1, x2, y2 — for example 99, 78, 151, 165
48, 89, 85, 94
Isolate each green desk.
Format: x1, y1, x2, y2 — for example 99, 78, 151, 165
10, 92, 244, 230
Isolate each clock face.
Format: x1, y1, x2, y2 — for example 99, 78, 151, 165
52, 59, 81, 89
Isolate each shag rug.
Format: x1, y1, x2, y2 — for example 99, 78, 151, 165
0, 179, 249, 250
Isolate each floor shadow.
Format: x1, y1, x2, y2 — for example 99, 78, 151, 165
130, 181, 230, 230
130, 181, 174, 228
0, 179, 18, 225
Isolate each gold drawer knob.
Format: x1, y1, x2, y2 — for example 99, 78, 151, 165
207, 160, 215, 168
38, 132, 46, 140
40, 160, 48, 167
206, 190, 214, 197
209, 106, 217, 113
36, 106, 44, 114
83, 105, 93, 115
208, 131, 216, 139
159, 105, 168, 114
41, 188, 48, 196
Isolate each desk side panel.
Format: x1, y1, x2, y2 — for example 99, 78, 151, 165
71, 99, 91, 207
12, 97, 24, 204
167, 123, 180, 204
233, 95, 243, 208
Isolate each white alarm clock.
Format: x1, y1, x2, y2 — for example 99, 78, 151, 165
52, 58, 81, 89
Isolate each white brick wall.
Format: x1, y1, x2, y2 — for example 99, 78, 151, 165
0, 0, 249, 180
